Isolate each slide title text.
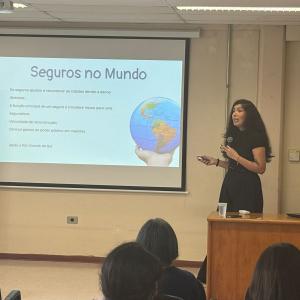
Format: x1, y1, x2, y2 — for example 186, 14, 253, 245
30, 66, 147, 81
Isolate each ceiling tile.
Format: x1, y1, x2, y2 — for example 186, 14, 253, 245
0, 15, 56, 21
25, 0, 167, 6
0, 10, 55, 21
51, 12, 183, 23
29, 4, 173, 14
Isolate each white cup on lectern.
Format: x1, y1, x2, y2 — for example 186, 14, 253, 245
218, 202, 227, 218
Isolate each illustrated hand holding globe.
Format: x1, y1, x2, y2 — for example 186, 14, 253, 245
130, 97, 180, 167
135, 146, 174, 167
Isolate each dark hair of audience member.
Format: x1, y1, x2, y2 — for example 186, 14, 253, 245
246, 243, 300, 300
100, 241, 162, 300
136, 218, 178, 266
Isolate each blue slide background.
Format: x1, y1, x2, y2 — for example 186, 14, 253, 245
0, 57, 183, 167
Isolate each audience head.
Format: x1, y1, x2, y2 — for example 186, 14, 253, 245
136, 218, 178, 266
246, 242, 300, 300
100, 241, 162, 300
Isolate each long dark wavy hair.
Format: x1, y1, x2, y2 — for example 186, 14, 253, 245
224, 99, 272, 162
245, 243, 300, 300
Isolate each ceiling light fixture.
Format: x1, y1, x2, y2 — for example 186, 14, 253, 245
0, 1, 27, 13
176, 6, 300, 13
0, 0, 14, 13
13, 3, 27, 8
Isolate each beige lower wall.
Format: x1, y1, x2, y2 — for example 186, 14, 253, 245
0, 25, 296, 261
281, 41, 300, 213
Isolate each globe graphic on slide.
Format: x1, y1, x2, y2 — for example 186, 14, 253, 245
130, 97, 181, 154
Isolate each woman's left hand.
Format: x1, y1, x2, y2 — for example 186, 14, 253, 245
220, 145, 240, 161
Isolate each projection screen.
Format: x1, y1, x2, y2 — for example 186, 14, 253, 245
0, 35, 189, 191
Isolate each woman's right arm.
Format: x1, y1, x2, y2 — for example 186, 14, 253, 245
198, 155, 229, 169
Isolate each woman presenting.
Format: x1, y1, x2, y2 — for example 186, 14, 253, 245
198, 99, 272, 213
197, 99, 272, 284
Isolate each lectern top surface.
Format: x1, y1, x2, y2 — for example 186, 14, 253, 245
208, 212, 300, 225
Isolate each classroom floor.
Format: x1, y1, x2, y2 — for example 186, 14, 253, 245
0, 260, 100, 300
0, 259, 199, 300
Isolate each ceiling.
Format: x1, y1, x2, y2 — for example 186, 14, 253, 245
1, 0, 300, 27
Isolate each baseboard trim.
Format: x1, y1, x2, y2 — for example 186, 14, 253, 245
0, 253, 201, 267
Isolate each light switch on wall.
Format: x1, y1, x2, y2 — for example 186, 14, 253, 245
288, 149, 300, 162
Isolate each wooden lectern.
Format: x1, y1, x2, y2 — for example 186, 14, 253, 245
206, 212, 300, 300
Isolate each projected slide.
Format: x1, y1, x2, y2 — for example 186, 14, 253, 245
0, 57, 182, 167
